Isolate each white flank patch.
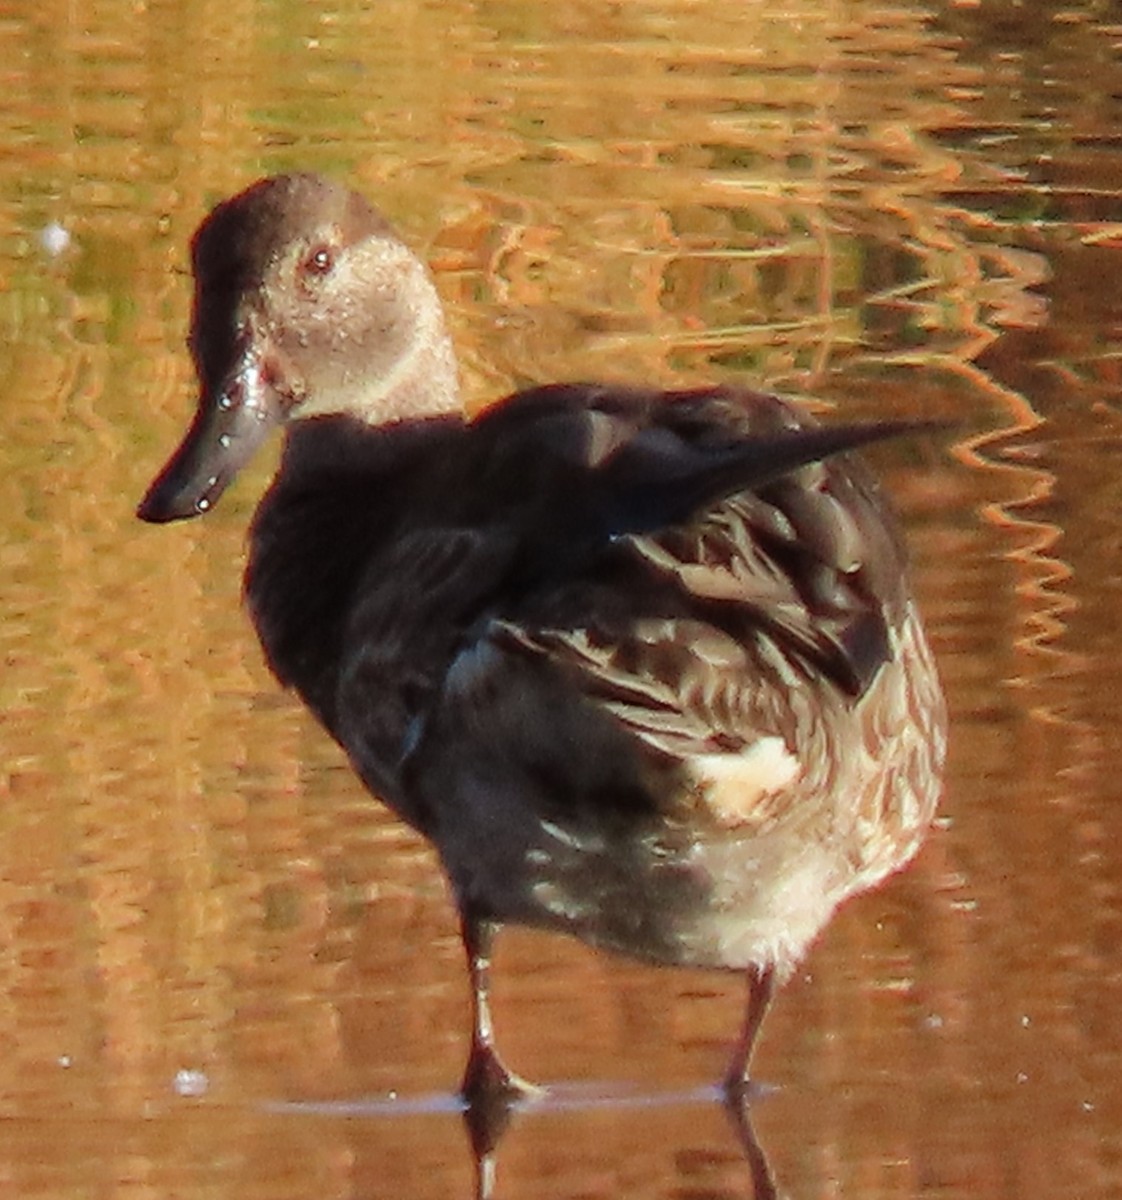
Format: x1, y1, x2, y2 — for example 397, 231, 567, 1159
690, 736, 801, 827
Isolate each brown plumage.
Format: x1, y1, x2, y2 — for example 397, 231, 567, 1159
138, 173, 946, 1104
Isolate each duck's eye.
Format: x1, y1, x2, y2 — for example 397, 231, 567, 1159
301, 246, 335, 278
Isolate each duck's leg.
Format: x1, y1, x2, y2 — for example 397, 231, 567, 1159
459, 910, 540, 1107
722, 962, 776, 1098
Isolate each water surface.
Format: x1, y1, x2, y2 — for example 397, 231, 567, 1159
2, 1, 1122, 1197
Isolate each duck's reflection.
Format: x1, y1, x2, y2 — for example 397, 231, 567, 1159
461, 1078, 778, 1200
269, 1073, 781, 1197
722, 1087, 779, 1200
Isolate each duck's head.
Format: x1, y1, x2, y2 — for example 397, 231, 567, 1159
137, 173, 460, 523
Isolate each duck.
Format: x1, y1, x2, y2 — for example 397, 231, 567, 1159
137, 173, 946, 1106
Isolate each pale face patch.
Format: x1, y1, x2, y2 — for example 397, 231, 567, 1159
688, 736, 802, 829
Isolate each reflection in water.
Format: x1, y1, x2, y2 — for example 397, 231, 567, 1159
465, 1084, 784, 1200
276, 1080, 780, 1200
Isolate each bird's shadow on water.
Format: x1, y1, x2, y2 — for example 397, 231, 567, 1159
265, 1078, 779, 1200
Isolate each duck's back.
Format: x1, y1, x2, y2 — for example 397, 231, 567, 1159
247, 384, 945, 975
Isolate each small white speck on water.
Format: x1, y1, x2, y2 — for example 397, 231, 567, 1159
57, 1054, 72, 1068
923, 1012, 944, 1031
173, 1068, 209, 1097
1016, 1071, 1029, 1084
40, 221, 71, 256
1020, 1014, 1031, 1028
1082, 1100, 1095, 1113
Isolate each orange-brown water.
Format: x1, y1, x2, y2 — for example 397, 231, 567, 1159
3, 1, 1122, 1196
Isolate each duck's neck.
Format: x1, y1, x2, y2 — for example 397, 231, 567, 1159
362, 264, 464, 425
288, 250, 465, 428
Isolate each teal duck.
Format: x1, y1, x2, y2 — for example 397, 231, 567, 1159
138, 174, 946, 1104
